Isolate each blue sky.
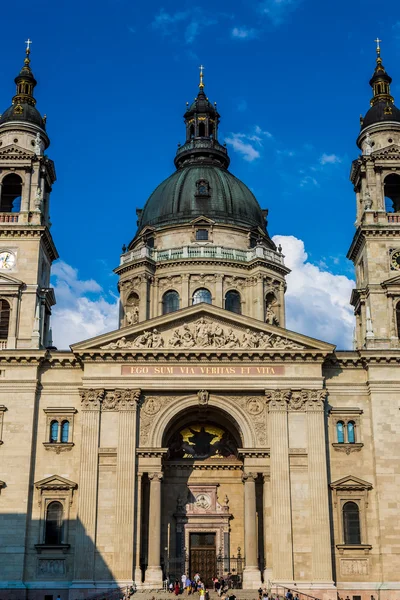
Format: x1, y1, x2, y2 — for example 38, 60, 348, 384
1, 0, 399, 348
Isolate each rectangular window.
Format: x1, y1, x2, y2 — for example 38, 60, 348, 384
196, 229, 209, 241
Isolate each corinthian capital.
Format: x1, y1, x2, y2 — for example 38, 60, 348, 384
305, 389, 328, 412
265, 389, 291, 411
118, 388, 141, 411
79, 388, 105, 410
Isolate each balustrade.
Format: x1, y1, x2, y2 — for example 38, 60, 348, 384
120, 245, 284, 267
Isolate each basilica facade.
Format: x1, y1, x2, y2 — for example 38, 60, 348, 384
0, 43, 400, 600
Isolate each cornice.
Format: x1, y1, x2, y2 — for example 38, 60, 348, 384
0, 226, 58, 262
73, 349, 331, 363
115, 256, 289, 278
348, 224, 400, 262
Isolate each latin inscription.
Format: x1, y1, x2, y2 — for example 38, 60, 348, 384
121, 365, 284, 376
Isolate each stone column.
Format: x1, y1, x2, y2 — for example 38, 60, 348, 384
114, 389, 141, 581
139, 274, 148, 321
134, 473, 143, 584
73, 389, 104, 583
265, 389, 293, 583
255, 275, 264, 320
242, 472, 262, 588
145, 472, 163, 587
215, 274, 223, 307
305, 390, 334, 585
262, 472, 272, 584
182, 274, 190, 308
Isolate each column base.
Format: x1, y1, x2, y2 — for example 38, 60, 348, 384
134, 567, 143, 586
263, 567, 273, 586
144, 566, 163, 589
242, 567, 262, 589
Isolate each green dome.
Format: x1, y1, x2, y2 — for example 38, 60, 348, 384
137, 164, 267, 231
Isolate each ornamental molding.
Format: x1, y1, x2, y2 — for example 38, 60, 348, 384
332, 443, 364, 455
148, 471, 163, 482
242, 472, 258, 483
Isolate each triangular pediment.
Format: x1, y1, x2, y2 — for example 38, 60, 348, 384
190, 216, 216, 226
71, 304, 335, 354
0, 143, 35, 160
35, 474, 77, 491
0, 272, 23, 286
330, 475, 372, 490
371, 143, 400, 157
381, 273, 400, 288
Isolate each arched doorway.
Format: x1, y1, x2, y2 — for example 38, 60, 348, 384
160, 407, 244, 588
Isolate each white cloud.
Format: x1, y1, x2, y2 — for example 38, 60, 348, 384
273, 235, 355, 349
152, 8, 217, 44
320, 153, 342, 165
299, 175, 319, 187
51, 261, 118, 349
225, 125, 272, 161
259, 0, 301, 26
231, 27, 257, 39
225, 134, 261, 161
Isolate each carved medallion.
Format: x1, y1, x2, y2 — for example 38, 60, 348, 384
142, 397, 161, 415
246, 397, 264, 415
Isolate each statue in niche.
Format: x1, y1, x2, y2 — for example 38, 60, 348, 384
34, 132, 42, 156
265, 292, 279, 326
126, 306, 139, 325
364, 132, 373, 155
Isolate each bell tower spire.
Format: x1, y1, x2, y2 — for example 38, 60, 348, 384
348, 39, 400, 349
174, 66, 230, 169
0, 41, 58, 350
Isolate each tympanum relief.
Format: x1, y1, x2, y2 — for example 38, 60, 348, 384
100, 317, 305, 350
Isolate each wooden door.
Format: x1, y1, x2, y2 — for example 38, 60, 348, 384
190, 533, 216, 588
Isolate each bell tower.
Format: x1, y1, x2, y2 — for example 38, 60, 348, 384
348, 39, 400, 349
0, 41, 57, 349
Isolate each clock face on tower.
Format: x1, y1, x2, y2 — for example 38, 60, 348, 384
0, 251, 16, 270
391, 249, 400, 270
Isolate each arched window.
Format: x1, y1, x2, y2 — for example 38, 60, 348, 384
0, 299, 10, 341
396, 300, 400, 339
192, 288, 212, 305
347, 421, 355, 444
1, 174, 22, 212
343, 501, 361, 545
45, 501, 64, 545
225, 290, 241, 314
384, 173, 400, 213
198, 122, 206, 137
50, 420, 59, 443
336, 421, 345, 444
61, 421, 69, 443
189, 124, 195, 139
162, 290, 180, 315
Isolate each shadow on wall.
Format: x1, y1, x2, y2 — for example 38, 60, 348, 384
0, 512, 122, 600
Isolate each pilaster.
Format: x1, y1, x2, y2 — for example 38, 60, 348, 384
305, 390, 334, 585
114, 389, 141, 581
265, 389, 293, 583
73, 389, 104, 583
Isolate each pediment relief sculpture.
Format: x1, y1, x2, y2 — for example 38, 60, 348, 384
100, 317, 305, 350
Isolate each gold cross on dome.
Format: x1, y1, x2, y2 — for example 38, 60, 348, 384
25, 38, 32, 52
199, 64, 205, 88
374, 37, 381, 54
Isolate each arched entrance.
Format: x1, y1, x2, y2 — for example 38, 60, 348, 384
161, 406, 244, 589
